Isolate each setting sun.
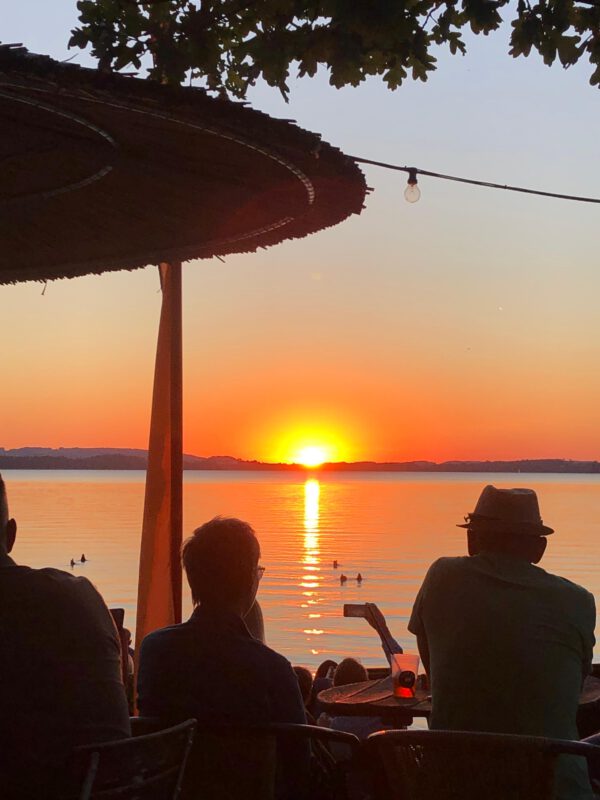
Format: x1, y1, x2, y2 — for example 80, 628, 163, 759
294, 445, 329, 468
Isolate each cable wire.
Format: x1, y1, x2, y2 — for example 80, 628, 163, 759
351, 155, 600, 205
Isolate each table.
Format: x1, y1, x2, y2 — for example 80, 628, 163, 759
317, 676, 431, 727
318, 674, 600, 729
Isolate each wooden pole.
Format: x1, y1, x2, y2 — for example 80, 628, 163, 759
169, 260, 183, 623
135, 260, 183, 659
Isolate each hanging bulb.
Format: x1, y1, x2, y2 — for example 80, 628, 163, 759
404, 168, 421, 203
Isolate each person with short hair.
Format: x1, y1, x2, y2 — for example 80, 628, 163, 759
319, 657, 388, 740
0, 475, 130, 799
137, 516, 306, 726
409, 485, 596, 800
293, 665, 314, 706
333, 658, 368, 687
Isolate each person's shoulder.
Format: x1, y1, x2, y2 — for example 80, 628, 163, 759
11, 564, 96, 594
9, 564, 73, 581
248, 637, 295, 673
142, 621, 188, 646
539, 567, 595, 606
424, 555, 470, 580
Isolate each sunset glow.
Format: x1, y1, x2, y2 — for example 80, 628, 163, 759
2, 6, 600, 466
295, 445, 329, 467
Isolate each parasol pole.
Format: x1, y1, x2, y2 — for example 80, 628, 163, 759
135, 6, 186, 662
135, 260, 183, 663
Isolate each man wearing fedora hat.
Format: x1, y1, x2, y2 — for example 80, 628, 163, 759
409, 485, 596, 799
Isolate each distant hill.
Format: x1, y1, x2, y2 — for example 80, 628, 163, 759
0, 447, 599, 473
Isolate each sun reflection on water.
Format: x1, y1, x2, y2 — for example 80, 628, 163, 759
304, 478, 320, 536
301, 479, 323, 655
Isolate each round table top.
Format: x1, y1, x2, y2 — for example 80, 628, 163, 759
318, 674, 600, 721
580, 675, 600, 708
317, 676, 431, 721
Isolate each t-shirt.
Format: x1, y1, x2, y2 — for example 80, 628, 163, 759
0, 557, 131, 797
408, 553, 596, 800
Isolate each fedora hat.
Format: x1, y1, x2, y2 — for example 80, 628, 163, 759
457, 485, 554, 536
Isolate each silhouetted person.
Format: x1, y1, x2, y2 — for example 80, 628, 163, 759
410, 485, 595, 800
80, 553, 86, 563
333, 658, 367, 687
340, 573, 347, 585
356, 573, 362, 583
138, 517, 307, 799
333, 560, 338, 569
309, 660, 337, 718
293, 666, 316, 724
70, 558, 76, 568
0, 475, 130, 799
319, 659, 388, 741
138, 517, 305, 726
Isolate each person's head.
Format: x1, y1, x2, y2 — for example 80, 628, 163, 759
459, 485, 552, 564
293, 666, 313, 705
0, 476, 17, 558
181, 516, 261, 616
315, 659, 338, 680
333, 658, 368, 687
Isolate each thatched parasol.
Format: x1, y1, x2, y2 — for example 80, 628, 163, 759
0, 43, 366, 647
0, 44, 366, 284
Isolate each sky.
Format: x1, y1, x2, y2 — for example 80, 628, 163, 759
2, 1, 600, 464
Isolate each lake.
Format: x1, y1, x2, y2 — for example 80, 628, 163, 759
4, 470, 600, 669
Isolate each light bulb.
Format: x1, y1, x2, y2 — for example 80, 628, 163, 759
404, 168, 420, 203
404, 183, 421, 203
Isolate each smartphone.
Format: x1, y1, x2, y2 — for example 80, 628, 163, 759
343, 603, 368, 618
110, 607, 125, 632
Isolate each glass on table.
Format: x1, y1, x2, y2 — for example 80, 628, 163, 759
391, 652, 420, 698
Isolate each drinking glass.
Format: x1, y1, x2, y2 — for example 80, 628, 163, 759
391, 653, 420, 698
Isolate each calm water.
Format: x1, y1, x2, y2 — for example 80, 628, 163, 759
4, 470, 600, 669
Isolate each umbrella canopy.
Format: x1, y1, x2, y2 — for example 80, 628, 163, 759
0, 45, 366, 284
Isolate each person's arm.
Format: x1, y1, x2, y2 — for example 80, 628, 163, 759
365, 603, 403, 665
581, 591, 596, 685
271, 658, 309, 800
137, 633, 170, 718
407, 563, 439, 681
416, 631, 431, 676
271, 659, 307, 724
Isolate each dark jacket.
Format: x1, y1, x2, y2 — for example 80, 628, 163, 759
138, 604, 306, 725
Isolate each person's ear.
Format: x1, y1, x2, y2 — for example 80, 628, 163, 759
467, 530, 480, 556
531, 536, 547, 564
6, 518, 16, 553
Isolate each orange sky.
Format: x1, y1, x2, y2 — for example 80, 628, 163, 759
2, 6, 600, 464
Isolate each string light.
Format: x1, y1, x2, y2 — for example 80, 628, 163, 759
352, 156, 600, 206
404, 168, 420, 204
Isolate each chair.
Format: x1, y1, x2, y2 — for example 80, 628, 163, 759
61, 719, 196, 800
364, 729, 600, 800
132, 720, 359, 800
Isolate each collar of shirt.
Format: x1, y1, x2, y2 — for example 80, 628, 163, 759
189, 604, 253, 637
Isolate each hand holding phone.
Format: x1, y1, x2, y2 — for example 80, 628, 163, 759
343, 603, 368, 618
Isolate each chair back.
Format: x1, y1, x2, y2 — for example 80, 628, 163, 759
133, 720, 359, 800
62, 719, 196, 800
365, 729, 600, 800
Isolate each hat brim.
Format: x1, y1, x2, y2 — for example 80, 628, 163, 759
457, 519, 554, 536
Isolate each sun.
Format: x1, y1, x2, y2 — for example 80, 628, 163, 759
294, 445, 329, 468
